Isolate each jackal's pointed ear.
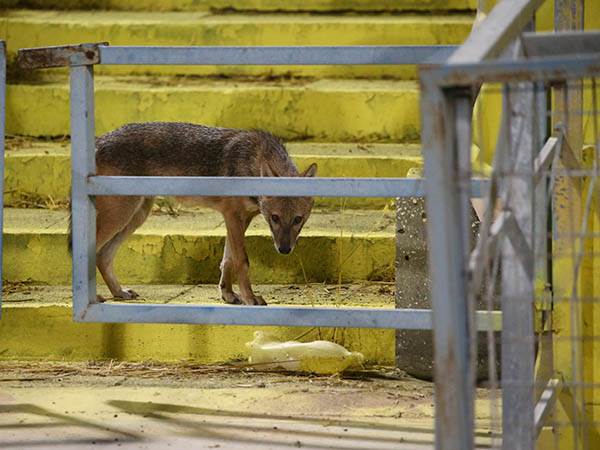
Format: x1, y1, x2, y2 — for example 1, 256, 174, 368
260, 161, 278, 177
301, 163, 318, 178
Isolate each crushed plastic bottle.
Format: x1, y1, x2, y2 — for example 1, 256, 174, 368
246, 331, 365, 375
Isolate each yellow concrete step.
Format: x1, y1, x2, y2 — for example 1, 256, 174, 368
0, 283, 396, 364
6, 0, 476, 12
7, 77, 421, 141
4, 138, 423, 210
3, 10, 473, 79
4, 207, 398, 285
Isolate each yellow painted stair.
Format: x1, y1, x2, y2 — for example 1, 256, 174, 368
3, 207, 399, 285
7, 77, 422, 140
1, 10, 473, 79
0, 283, 396, 363
3, 0, 476, 13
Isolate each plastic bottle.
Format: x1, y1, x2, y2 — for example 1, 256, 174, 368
246, 330, 364, 375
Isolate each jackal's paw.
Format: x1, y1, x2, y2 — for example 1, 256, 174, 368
96, 295, 107, 303
242, 295, 267, 306
221, 291, 242, 305
115, 288, 139, 300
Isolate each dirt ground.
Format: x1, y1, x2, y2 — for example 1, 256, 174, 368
3, 282, 395, 307
0, 361, 497, 449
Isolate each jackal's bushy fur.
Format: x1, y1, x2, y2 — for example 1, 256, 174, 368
88, 122, 317, 306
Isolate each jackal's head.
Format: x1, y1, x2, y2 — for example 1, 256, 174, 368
259, 163, 318, 255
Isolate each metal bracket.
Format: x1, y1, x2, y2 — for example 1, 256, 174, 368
17, 42, 108, 69
522, 31, 600, 58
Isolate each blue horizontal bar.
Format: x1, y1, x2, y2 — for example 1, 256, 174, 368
86, 176, 490, 198
99, 45, 457, 66
79, 303, 502, 331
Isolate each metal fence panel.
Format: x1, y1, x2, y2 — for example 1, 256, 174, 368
9, 42, 502, 331
422, 23, 600, 450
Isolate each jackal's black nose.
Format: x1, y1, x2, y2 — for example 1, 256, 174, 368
278, 246, 291, 254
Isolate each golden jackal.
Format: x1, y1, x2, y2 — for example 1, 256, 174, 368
86, 122, 318, 306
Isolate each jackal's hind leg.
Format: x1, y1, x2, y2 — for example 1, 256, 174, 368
96, 197, 154, 299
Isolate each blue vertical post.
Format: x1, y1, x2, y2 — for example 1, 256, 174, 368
70, 64, 97, 320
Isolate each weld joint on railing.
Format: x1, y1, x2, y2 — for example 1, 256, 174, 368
17, 42, 108, 70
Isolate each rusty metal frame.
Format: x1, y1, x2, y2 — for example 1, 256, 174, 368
17, 43, 105, 69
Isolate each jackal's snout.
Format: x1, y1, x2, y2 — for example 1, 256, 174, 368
278, 244, 292, 255
263, 201, 311, 255
274, 226, 293, 254
259, 162, 318, 256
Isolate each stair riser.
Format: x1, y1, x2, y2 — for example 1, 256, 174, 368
4, 232, 399, 284
4, 12, 472, 79
7, 82, 421, 141
0, 305, 394, 364
4, 0, 475, 12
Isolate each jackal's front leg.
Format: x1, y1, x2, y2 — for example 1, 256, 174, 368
219, 237, 241, 304
223, 212, 266, 306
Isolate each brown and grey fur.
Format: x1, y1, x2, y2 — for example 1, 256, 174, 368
91, 122, 317, 306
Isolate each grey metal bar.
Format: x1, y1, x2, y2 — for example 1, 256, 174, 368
421, 53, 600, 87
77, 302, 502, 330
455, 95, 477, 447
70, 65, 97, 319
501, 70, 536, 450
534, 378, 562, 437
99, 45, 457, 66
421, 82, 473, 448
468, 182, 500, 296
554, 2, 587, 448
533, 135, 560, 186
87, 176, 490, 198
448, 0, 543, 64
522, 31, 600, 58
503, 212, 535, 281
532, 84, 553, 407
0, 41, 5, 319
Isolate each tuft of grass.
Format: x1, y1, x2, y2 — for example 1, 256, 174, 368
152, 196, 181, 217
5, 192, 69, 210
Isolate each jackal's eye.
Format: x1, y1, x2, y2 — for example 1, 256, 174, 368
293, 216, 303, 225
271, 214, 280, 224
